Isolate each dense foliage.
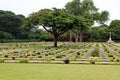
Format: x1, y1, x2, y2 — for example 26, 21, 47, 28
108, 20, 120, 41
0, 10, 25, 39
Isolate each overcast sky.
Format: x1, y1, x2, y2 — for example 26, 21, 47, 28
0, 0, 119, 22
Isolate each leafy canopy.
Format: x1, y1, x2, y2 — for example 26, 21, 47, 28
27, 8, 75, 37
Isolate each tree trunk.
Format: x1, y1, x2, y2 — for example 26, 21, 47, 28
53, 35, 58, 47
79, 30, 83, 42
69, 32, 72, 42
75, 32, 79, 42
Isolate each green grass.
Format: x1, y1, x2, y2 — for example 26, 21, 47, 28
0, 64, 120, 80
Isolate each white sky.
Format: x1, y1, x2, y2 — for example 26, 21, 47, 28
0, 0, 119, 21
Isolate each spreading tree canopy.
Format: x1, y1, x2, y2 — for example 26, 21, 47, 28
26, 8, 75, 47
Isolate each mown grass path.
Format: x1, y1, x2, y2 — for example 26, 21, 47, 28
99, 44, 108, 64
0, 64, 120, 80
80, 44, 96, 61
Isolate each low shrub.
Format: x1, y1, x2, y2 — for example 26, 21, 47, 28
0, 59, 4, 63
19, 59, 29, 63
36, 52, 40, 55
77, 52, 80, 55
89, 57, 96, 64
4, 55, 9, 58
63, 59, 70, 64
51, 57, 55, 60
110, 58, 114, 61
48, 52, 54, 55
45, 53, 48, 56
32, 54, 36, 56
115, 58, 120, 62
75, 55, 80, 59
38, 55, 42, 58
12, 57, 16, 60
90, 60, 95, 64
27, 54, 31, 56
0, 54, 2, 58
56, 55, 62, 58
108, 54, 113, 57
69, 50, 74, 53
61, 54, 66, 57
14, 51, 19, 53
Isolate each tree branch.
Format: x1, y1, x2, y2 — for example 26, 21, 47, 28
42, 25, 53, 34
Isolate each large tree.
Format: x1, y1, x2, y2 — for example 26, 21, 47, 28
73, 16, 93, 42
65, 0, 109, 42
65, 0, 97, 42
26, 8, 75, 47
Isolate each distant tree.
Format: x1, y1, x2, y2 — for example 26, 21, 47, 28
67, 30, 75, 42
39, 30, 53, 41
87, 26, 108, 42
0, 10, 25, 39
0, 31, 12, 39
28, 29, 53, 41
108, 20, 120, 41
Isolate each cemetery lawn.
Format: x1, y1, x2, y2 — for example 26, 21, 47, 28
0, 64, 120, 80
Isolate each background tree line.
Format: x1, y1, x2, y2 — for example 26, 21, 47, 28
0, 0, 120, 46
